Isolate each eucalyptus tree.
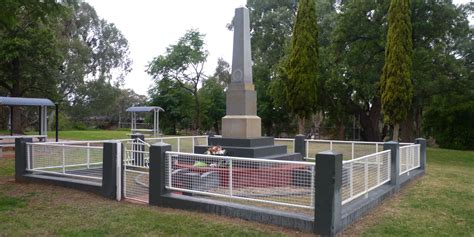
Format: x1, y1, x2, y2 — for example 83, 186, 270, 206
147, 29, 208, 131
0, 0, 65, 132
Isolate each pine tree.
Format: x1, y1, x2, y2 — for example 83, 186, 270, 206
285, 0, 319, 134
380, 0, 413, 141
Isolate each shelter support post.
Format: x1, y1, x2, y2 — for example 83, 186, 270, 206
55, 103, 59, 142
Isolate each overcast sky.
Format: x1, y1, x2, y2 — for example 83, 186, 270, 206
86, 0, 471, 96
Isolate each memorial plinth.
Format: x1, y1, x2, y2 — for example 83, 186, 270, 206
194, 7, 302, 161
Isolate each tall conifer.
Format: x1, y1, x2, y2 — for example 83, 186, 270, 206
286, 0, 319, 134
380, 0, 413, 141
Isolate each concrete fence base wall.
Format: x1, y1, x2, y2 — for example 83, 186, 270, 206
14, 137, 427, 236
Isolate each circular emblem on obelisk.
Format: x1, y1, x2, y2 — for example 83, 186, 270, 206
232, 69, 243, 82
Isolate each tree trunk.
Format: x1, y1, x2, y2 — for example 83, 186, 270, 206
415, 106, 423, 137
337, 123, 345, 140
297, 115, 305, 135
11, 58, 24, 134
311, 112, 324, 138
393, 123, 400, 141
347, 97, 382, 141
400, 116, 414, 142
193, 91, 200, 134
213, 121, 219, 135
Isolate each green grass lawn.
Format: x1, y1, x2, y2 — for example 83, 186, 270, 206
346, 148, 474, 236
54, 130, 131, 140
0, 146, 472, 236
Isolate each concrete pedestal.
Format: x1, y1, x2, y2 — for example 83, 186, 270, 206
222, 115, 261, 138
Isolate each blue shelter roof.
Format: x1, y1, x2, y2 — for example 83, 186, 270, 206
126, 106, 164, 112
0, 97, 55, 107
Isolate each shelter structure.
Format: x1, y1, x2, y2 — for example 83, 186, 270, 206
0, 96, 59, 142
126, 106, 164, 137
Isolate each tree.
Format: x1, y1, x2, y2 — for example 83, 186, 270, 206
58, 1, 131, 103
213, 58, 231, 88
149, 78, 194, 135
147, 29, 208, 132
0, 0, 65, 133
380, 0, 413, 141
199, 77, 226, 134
285, 0, 319, 134
331, 1, 389, 141
423, 77, 474, 150
244, 0, 297, 136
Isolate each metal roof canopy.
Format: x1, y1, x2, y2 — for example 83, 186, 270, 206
0, 96, 58, 141
0, 96, 55, 107
126, 106, 164, 136
126, 106, 164, 113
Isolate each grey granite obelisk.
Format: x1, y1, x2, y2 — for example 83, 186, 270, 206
222, 7, 261, 138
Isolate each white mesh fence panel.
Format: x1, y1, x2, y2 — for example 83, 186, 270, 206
341, 150, 391, 205
165, 152, 315, 209
124, 168, 149, 203
305, 140, 384, 161
399, 144, 420, 175
122, 139, 150, 203
26, 142, 103, 181
274, 138, 295, 154
147, 136, 208, 153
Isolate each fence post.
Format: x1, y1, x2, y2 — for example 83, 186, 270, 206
294, 135, 306, 158
149, 142, 171, 206
102, 142, 119, 199
415, 138, 426, 173
383, 141, 400, 190
15, 138, 32, 182
131, 134, 145, 166
314, 151, 342, 236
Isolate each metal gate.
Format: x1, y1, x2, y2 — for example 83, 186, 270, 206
123, 138, 150, 203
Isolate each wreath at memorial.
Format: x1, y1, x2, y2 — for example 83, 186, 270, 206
205, 146, 226, 155
192, 146, 228, 168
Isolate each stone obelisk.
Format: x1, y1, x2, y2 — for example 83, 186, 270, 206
222, 7, 261, 138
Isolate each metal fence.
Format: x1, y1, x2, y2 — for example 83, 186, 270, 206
274, 138, 295, 154
122, 136, 208, 203
124, 138, 150, 168
305, 139, 386, 161
399, 144, 421, 175
26, 141, 104, 182
165, 152, 316, 209
147, 136, 208, 153
341, 150, 391, 205
123, 139, 149, 203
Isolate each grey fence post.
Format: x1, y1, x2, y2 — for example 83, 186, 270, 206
131, 134, 145, 165
415, 138, 426, 173
149, 142, 172, 206
314, 151, 342, 236
294, 135, 306, 158
384, 141, 400, 190
102, 142, 118, 199
15, 138, 33, 182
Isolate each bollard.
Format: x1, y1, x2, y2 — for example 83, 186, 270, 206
415, 138, 426, 173
149, 142, 172, 206
102, 142, 120, 199
15, 138, 33, 182
383, 141, 400, 190
314, 151, 342, 236
294, 135, 306, 158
